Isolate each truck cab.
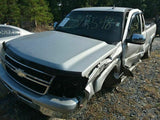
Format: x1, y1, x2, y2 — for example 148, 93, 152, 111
122, 9, 156, 68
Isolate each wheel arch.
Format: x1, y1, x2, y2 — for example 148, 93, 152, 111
94, 58, 120, 92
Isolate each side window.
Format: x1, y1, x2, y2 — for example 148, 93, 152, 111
127, 14, 141, 38
0, 27, 20, 38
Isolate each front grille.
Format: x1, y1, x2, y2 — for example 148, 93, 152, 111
2, 54, 55, 95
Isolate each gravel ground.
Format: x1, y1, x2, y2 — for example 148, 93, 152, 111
0, 38, 160, 120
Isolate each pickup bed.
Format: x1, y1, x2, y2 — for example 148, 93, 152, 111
0, 7, 156, 117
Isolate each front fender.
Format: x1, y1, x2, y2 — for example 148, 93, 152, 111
94, 58, 120, 92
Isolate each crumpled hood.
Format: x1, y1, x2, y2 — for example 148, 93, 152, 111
6, 31, 116, 75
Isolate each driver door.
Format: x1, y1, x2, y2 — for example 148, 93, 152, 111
123, 13, 144, 68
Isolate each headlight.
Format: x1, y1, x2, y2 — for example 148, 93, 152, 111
49, 76, 88, 98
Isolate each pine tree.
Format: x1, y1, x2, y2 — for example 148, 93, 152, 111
0, 0, 21, 26
6, 0, 21, 25
0, 0, 8, 24
1, 0, 160, 27
20, 0, 53, 27
47, 0, 62, 22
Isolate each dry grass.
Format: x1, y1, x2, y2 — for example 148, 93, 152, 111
143, 85, 160, 98
32, 26, 53, 32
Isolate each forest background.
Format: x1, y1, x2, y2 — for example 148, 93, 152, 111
0, 0, 159, 30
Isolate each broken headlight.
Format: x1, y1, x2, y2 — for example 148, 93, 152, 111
49, 76, 88, 98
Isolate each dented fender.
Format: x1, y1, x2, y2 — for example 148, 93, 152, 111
94, 58, 120, 92
85, 43, 122, 98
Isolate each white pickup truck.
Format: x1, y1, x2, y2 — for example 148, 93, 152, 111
0, 7, 156, 117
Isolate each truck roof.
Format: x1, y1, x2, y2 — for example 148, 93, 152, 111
73, 7, 132, 12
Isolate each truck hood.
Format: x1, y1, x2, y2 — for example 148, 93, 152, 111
6, 31, 116, 76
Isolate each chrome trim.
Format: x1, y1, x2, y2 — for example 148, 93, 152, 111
5, 62, 49, 87
5, 59, 53, 85
5, 54, 54, 83
17, 93, 33, 104
5, 69, 49, 95
1, 53, 55, 95
1, 80, 13, 92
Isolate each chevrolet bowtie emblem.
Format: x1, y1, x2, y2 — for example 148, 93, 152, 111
15, 68, 26, 78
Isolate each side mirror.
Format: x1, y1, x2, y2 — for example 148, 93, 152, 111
127, 34, 146, 44
53, 22, 58, 29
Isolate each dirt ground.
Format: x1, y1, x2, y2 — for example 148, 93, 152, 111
0, 38, 160, 120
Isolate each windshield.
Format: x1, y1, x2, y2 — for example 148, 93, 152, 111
56, 11, 123, 44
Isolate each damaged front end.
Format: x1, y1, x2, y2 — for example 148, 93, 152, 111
49, 76, 88, 98
0, 43, 90, 116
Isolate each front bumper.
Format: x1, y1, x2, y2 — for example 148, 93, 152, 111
0, 63, 86, 117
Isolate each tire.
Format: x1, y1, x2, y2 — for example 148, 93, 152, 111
102, 69, 121, 90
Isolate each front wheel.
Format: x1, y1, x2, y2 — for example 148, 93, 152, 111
102, 69, 121, 90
